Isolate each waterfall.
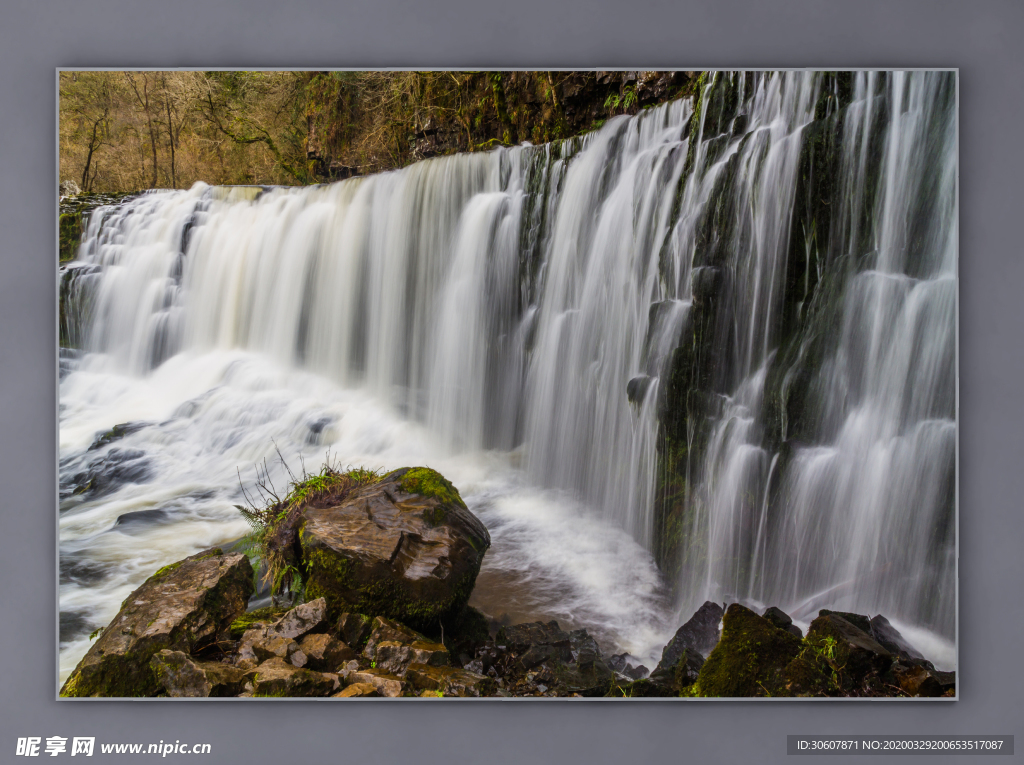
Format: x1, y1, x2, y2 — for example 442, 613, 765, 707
670, 72, 956, 641
59, 71, 957, 680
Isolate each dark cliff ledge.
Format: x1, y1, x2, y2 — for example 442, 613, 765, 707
304, 71, 699, 181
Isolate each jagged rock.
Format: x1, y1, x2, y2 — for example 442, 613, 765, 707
342, 668, 407, 697
557, 629, 614, 695
362, 616, 425, 660
763, 606, 803, 638
374, 639, 449, 676
648, 649, 703, 694
250, 657, 335, 697
60, 548, 253, 697
250, 635, 307, 668
807, 614, 893, 682
404, 664, 496, 697
300, 467, 490, 630
656, 601, 723, 675
868, 615, 925, 663
150, 651, 247, 697
818, 609, 872, 635
697, 604, 803, 697
265, 597, 328, 641
299, 633, 356, 672
60, 180, 81, 197
607, 654, 650, 680
337, 612, 373, 649
334, 683, 379, 698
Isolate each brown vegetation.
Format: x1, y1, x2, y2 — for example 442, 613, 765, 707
60, 71, 697, 193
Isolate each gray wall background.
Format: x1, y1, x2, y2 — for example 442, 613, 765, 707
2, 1, 1021, 762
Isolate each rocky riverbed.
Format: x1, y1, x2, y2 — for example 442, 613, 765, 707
61, 466, 954, 699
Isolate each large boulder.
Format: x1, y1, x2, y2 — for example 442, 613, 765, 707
60, 547, 253, 697
300, 467, 490, 631
696, 604, 803, 697
806, 614, 893, 683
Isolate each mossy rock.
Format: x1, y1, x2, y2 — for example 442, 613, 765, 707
694, 604, 802, 697
802, 614, 893, 690
60, 547, 254, 697
299, 467, 490, 632
228, 605, 292, 640
59, 212, 83, 262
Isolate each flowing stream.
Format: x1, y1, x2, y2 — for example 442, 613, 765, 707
59, 72, 956, 682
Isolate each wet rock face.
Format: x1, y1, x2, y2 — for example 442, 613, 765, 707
868, 615, 925, 663
656, 601, 724, 673
300, 467, 490, 631
60, 548, 254, 697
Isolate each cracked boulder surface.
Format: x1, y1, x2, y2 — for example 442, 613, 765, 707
300, 467, 490, 632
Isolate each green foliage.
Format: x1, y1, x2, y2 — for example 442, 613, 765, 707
235, 453, 381, 598
398, 467, 466, 509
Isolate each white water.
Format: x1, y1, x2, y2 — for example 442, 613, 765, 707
59, 72, 956, 682
673, 72, 956, 657
59, 101, 693, 681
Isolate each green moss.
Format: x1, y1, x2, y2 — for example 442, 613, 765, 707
59, 671, 86, 698
59, 656, 159, 698
398, 467, 466, 509
149, 561, 183, 582
696, 604, 802, 697
227, 605, 290, 640
304, 546, 480, 633
59, 212, 82, 262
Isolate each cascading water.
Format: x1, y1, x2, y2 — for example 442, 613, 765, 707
666, 71, 956, 660
59, 71, 957, 683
